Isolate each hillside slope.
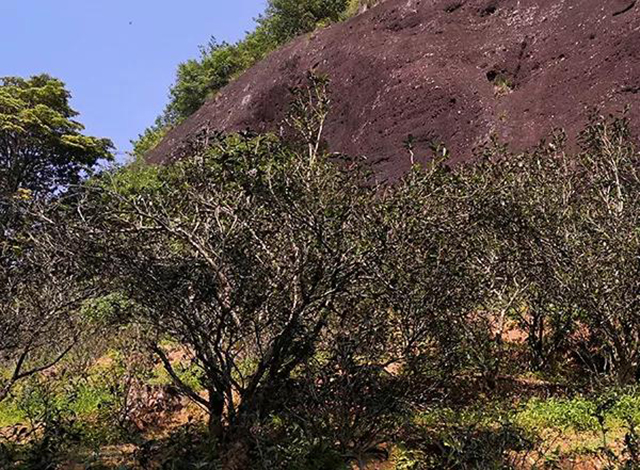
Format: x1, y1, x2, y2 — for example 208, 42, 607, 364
148, 0, 640, 179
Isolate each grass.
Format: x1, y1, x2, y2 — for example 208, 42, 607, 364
413, 387, 640, 435
345, 0, 375, 16
0, 347, 203, 432
0, 399, 24, 428
4, 352, 640, 469
148, 361, 204, 391
516, 391, 640, 432
494, 75, 515, 96
400, 388, 640, 468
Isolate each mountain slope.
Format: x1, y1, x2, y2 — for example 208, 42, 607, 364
148, 0, 640, 179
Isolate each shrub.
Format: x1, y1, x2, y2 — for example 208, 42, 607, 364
400, 410, 538, 470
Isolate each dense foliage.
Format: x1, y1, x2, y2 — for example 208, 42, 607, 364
1, 74, 640, 469
0, 75, 112, 405
0, 74, 112, 197
132, 0, 358, 158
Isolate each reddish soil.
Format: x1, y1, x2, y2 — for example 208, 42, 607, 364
148, 0, 640, 180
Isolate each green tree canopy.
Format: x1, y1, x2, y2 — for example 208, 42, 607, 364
0, 74, 113, 198
0, 75, 112, 404
259, 0, 349, 44
131, 0, 353, 159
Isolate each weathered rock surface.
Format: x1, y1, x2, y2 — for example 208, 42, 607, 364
149, 0, 640, 179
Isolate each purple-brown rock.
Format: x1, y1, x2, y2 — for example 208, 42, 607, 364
148, 0, 640, 180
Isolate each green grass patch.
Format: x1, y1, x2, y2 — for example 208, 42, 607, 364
412, 389, 640, 435
149, 361, 204, 392
516, 396, 599, 431
0, 398, 25, 427
516, 391, 640, 432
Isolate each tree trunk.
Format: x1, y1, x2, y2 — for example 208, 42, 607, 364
615, 357, 637, 386
207, 389, 225, 440
208, 413, 223, 440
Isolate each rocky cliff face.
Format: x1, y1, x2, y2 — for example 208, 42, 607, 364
148, 0, 640, 180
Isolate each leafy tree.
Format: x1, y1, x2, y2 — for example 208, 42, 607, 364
133, 0, 353, 155
258, 0, 350, 44
0, 197, 103, 403
568, 113, 640, 384
131, 119, 169, 160
465, 114, 640, 384
79, 77, 373, 467
286, 306, 408, 469
163, 40, 245, 123
0, 75, 110, 403
0, 74, 112, 198
464, 135, 579, 373
355, 153, 518, 393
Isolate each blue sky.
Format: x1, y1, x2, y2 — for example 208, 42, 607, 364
1, 1, 267, 157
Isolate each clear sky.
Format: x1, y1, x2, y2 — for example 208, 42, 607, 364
1, 0, 267, 158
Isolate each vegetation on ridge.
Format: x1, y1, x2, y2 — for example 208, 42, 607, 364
132, 0, 366, 159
